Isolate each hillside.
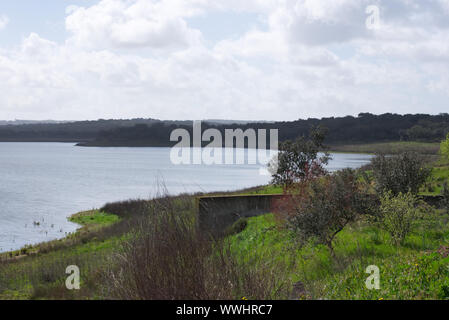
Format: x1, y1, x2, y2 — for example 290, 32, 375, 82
80, 113, 449, 147
0, 113, 448, 146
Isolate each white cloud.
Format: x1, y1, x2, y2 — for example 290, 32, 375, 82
0, 0, 449, 120
0, 15, 9, 30
65, 0, 203, 50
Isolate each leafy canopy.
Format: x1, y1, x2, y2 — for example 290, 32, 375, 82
271, 126, 330, 188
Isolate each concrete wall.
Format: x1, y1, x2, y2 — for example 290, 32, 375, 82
196, 194, 285, 236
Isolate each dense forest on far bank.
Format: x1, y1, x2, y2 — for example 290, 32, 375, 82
0, 113, 448, 147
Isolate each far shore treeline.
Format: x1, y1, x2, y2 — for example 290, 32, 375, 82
0, 113, 448, 147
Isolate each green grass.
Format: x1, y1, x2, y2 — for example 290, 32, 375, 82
329, 141, 441, 155
0, 210, 124, 300
246, 185, 283, 195
421, 165, 449, 196
0, 233, 124, 300
227, 212, 449, 300
0, 210, 121, 260
69, 210, 120, 227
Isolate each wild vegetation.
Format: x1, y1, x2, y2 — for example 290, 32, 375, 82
229, 133, 449, 299
1, 129, 449, 300
105, 194, 292, 300
273, 169, 375, 255
369, 152, 432, 195
378, 191, 420, 245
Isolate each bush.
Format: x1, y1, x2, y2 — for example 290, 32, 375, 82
274, 169, 374, 255
380, 191, 419, 245
371, 152, 431, 195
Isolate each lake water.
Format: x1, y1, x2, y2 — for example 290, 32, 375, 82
0, 143, 373, 252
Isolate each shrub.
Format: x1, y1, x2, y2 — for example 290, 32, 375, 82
270, 126, 330, 188
371, 152, 432, 196
441, 182, 449, 215
379, 191, 419, 245
274, 169, 374, 255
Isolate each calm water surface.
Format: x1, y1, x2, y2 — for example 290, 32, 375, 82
0, 143, 373, 252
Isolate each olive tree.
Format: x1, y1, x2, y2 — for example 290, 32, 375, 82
270, 126, 330, 188
274, 169, 375, 255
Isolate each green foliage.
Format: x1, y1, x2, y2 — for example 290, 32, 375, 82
271, 126, 330, 187
276, 169, 373, 253
0, 235, 123, 300
379, 191, 419, 245
371, 152, 432, 195
4, 113, 449, 146
420, 166, 449, 196
251, 185, 283, 195
321, 252, 449, 300
441, 133, 449, 161
441, 182, 449, 215
228, 210, 449, 300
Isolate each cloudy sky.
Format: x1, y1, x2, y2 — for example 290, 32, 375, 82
0, 0, 448, 121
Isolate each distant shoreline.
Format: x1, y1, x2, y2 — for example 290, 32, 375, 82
1, 140, 441, 155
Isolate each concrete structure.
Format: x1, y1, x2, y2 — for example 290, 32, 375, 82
196, 193, 445, 236
196, 194, 285, 236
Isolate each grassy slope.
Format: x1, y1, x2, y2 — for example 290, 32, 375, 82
0, 210, 122, 300
421, 158, 449, 196
228, 213, 449, 300
222, 156, 449, 299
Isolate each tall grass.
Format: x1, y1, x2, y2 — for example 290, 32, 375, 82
103, 194, 293, 300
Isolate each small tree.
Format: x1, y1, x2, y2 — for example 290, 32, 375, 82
271, 126, 330, 188
441, 133, 449, 162
380, 191, 418, 245
371, 152, 431, 196
274, 169, 373, 255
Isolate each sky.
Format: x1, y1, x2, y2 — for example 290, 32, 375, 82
0, 0, 448, 121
